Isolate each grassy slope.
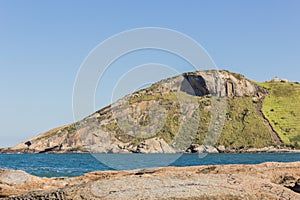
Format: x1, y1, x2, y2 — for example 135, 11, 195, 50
258, 82, 300, 148
218, 97, 275, 149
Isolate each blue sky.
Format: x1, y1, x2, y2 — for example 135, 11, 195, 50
0, 0, 299, 147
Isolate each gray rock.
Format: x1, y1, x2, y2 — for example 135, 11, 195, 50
186, 144, 219, 153
216, 145, 226, 152
0, 170, 31, 185
136, 138, 176, 153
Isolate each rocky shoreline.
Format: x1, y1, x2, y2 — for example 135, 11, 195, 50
1, 162, 300, 199
186, 144, 300, 154
1, 144, 299, 154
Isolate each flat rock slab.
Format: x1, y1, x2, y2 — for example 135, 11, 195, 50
0, 170, 31, 185
2, 162, 300, 199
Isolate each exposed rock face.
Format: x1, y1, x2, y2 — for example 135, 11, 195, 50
2, 162, 300, 199
135, 138, 176, 153
186, 144, 219, 153
158, 70, 265, 97
0, 70, 268, 154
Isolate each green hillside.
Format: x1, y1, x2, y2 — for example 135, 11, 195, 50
258, 81, 300, 148
132, 80, 300, 150
218, 97, 275, 149
123, 92, 276, 149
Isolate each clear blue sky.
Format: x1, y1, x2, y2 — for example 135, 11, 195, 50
0, 0, 299, 147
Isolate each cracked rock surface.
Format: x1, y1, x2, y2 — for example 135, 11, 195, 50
1, 162, 300, 199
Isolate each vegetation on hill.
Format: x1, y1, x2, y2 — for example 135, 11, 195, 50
218, 97, 275, 149
115, 90, 276, 149
258, 82, 300, 148
124, 75, 300, 150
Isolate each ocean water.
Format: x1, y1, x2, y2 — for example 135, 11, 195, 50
0, 153, 300, 178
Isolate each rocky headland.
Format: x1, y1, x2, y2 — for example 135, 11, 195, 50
1, 162, 300, 199
1, 70, 299, 154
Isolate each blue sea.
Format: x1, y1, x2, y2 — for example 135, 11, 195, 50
0, 153, 300, 178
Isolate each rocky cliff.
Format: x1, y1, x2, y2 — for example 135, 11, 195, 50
2, 70, 299, 154
1, 162, 300, 199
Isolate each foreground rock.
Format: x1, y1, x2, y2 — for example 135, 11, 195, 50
1, 162, 300, 199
